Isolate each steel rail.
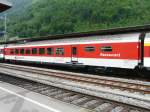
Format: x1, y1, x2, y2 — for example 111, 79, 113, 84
0, 64, 149, 94
0, 73, 149, 112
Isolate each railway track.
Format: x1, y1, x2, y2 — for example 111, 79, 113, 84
0, 74, 149, 112
0, 63, 149, 111
0, 63, 149, 95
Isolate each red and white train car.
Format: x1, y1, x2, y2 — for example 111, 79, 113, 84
1, 26, 150, 74
3, 33, 143, 69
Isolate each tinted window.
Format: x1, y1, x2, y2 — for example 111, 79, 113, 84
85, 46, 95, 52
72, 47, 77, 55
101, 46, 112, 52
47, 48, 54, 55
20, 49, 24, 54
15, 49, 19, 54
32, 48, 37, 54
26, 49, 30, 54
56, 48, 64, 55
39, 48, 45, 55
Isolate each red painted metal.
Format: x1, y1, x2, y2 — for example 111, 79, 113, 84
5, 42, 140, 60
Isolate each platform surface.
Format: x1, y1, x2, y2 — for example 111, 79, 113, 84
0, 81, 89, 112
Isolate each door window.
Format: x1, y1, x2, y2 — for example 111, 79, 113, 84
72, 47, 77, 55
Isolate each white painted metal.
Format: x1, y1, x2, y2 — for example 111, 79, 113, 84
5, 55, 138, 69
6, 33, 140, 48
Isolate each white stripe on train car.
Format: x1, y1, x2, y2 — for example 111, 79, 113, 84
5, 55, 138, 69
78, 58, 138, 69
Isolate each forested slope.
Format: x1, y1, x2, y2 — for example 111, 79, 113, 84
1, 0, 150, 38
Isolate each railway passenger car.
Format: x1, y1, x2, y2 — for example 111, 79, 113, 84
1, 25, 150, 75
3, 33, 144, 69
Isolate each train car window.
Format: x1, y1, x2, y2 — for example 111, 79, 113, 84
20, 49, 24, 54
15, 49, 19, 54
39, 48, 45, 55
32, 48, 37, 54
56, 48, 64, 55
101, 46, 112, 52
0, 49, 3, 54
10, 49, 14, 54
47, 48, 54, 55
85, 46, 95, 52
26, 49, 30, 54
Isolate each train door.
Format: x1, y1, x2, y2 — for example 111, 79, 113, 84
71, 46, 78, 63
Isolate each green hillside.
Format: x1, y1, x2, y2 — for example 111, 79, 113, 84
1, 0, 150, 38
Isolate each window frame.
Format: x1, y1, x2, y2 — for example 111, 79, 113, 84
47, 48, 54, 55
101, 46, 113, 52
32, 48, 37, 54
56, 48, 64, 56
26, 48, 31, 55
39, 48, 45, 55
84, 46, 95, 52
20, 48, 25, 55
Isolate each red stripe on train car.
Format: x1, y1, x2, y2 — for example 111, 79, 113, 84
5, 42, 140, 60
